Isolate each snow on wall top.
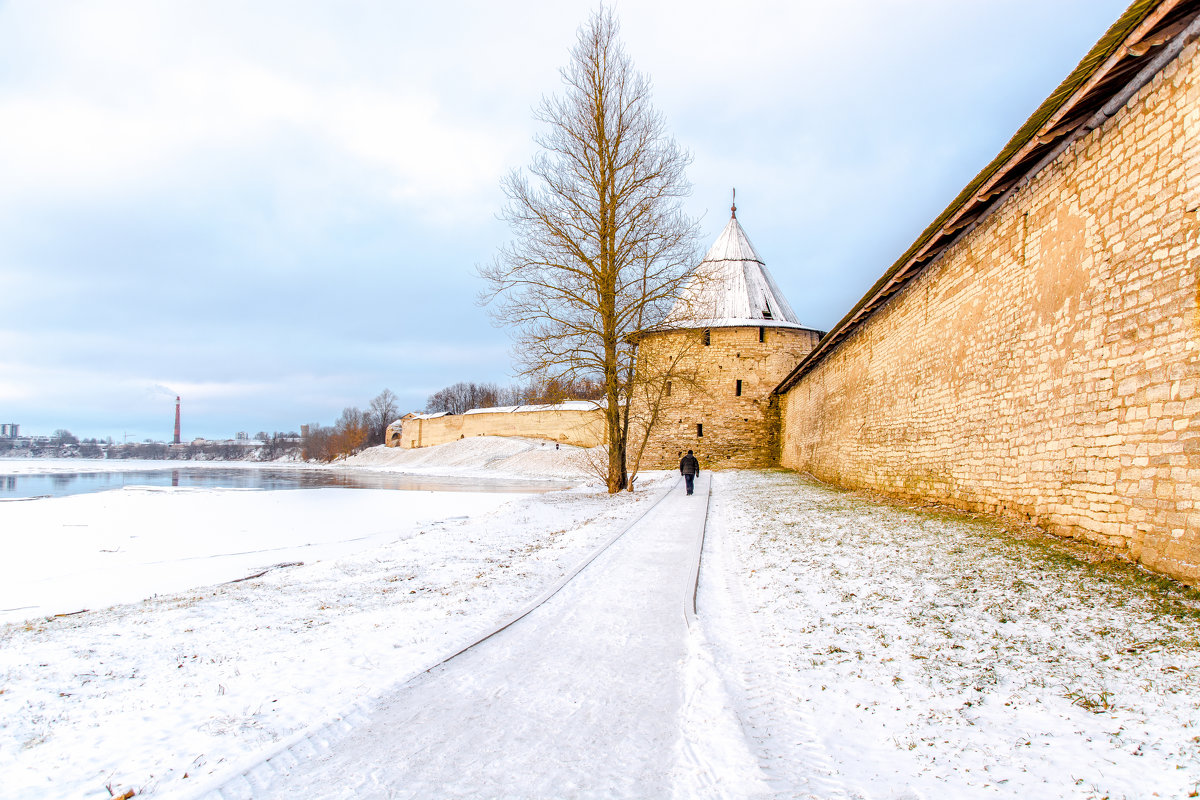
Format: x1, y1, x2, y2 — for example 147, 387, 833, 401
463, 400, 602, 416
663, 213, 808, 330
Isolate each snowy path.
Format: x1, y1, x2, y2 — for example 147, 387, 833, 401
217, 473, 725, 799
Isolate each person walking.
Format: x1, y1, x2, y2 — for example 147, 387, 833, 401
679, 449, 700, 495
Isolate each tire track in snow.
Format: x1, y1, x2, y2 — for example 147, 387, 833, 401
672, 473, 773, 800
700, 475, 854, 799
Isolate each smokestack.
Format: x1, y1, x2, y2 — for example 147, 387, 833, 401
173, 396, 181, 445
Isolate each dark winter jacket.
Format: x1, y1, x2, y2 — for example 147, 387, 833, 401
679, 454, 700, 476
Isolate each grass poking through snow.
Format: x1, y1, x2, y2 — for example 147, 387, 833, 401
711, 470, 1200, 799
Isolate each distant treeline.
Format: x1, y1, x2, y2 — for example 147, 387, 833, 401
299, 389, 399, 462
0, 431, 304, 461
0, 377, 613, 465
424, 376, 604, 416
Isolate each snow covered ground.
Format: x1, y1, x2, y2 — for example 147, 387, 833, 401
0, 488, 533, 624
2, 444, 1199, 799
703, 471, 1200, 799
339, 435, 596, 481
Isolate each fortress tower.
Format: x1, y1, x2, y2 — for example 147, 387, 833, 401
631, 203, 822, 469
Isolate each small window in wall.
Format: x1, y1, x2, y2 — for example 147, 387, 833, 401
762, 308, 773, 320
735, 379, 742, 396
758, 326, 765, 343
696, 423, 703, 437
702, 329, 710, 346
666, 381, 672, 396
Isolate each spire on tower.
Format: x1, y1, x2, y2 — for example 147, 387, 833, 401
664, 207, 807, 329
731, 187, 737, 218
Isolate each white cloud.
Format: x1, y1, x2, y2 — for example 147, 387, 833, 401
0, 1, 526, 221
0, 65, 510, 216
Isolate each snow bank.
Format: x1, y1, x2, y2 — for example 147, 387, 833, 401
12, 450, 1190, 798
340, 437, 600, 482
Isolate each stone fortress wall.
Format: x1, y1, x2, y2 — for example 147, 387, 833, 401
778, 36, 1200, 584
392, 403, 605, 450
634, 325, 820, 469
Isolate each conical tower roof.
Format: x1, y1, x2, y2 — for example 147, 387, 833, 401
664, 209, 806, 330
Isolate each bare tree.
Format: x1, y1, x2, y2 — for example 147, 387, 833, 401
301, 423, 333, 462
367, 388, 400, 446
425, 377, 604, 414
626, 330, 705, 477
332, 406, 369, 458
425, 381, 511, 415
479, 8, 698, 493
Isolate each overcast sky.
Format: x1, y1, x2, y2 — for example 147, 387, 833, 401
0, 0, 1131, 441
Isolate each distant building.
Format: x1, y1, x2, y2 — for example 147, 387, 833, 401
0, 423, 18, 438
385, 413, 418, 447
388, 405, 604, 450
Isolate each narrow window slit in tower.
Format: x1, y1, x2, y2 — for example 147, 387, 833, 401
758, 326, 765, 342
703, 329, 710, 346
735, 379, 742, 396
696, 423, 703, 437
665, 381, 672, 397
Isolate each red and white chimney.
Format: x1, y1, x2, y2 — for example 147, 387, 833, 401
173, 396, 181, 445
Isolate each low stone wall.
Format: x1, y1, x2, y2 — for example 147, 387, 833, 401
779, 41, 1200, 584
396, 405, 605, 449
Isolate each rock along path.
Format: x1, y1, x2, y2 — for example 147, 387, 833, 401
241, 472, 724, 799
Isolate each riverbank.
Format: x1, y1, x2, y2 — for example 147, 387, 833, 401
0, 437, 595, 481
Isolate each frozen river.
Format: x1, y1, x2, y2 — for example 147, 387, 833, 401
0, 464, 566, 499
